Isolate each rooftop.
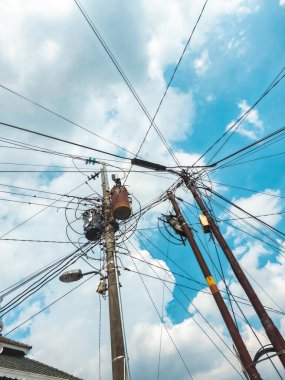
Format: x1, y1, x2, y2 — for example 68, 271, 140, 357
0, 335, 82, 380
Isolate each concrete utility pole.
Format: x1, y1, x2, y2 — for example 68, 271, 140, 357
168, 191, 261, 380
101, 164, 127, 380
184, 177, 285, 369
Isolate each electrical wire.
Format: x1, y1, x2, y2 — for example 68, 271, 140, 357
126, 250, 194, 379
4, 274, 96, 337
0, 83, 136, 156
135, 0, 209, 163
125, 239, 245, 378
0, 180, 88, 240
193, 66, 285, 166
0, 122, 130, 161
205, 126, 285, 170
73, 0, 180, 167
205, 187, 285, 240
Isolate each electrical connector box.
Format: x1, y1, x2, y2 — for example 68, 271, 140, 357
199, 214, 210, 234
97, 282, 107, 295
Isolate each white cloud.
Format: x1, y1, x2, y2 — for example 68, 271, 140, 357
226, 100, 264, 139
224, 188, 283, 246
280, 0, 285, 6
193, 49, 211, 76
206, 94, 215, 102
0, 1, 277, 379
232, 189, 282, 228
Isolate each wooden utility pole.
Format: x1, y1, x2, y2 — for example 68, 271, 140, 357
101, 164, 127, 380
168, 191, 261, 380
184, 176, 285, 369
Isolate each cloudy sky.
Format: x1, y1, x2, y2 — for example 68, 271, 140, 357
0, 0, 285, 379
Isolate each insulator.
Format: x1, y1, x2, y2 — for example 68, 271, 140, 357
111, 186, 132, 220
83, 209, 102, 241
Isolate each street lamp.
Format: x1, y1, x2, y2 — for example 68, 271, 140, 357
59, 269, 101, 283
59, 269, 107, 295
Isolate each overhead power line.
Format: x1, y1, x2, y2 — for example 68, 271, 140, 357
193, 65, 285, 166
73, 0, 180, 166
207, 126, 285, 169
0, 83, 135, 156
136, 0, 209, 160
4, 273, 95, 337
0, 122, 130, 160
205, 187, 285, 240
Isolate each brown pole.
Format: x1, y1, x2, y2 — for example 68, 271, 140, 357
168, 191, 261, 379
101, 164, 127, 380
184, 177, 285, 369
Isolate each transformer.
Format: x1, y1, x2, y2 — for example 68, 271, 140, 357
83, 209, 102, 241
165, 215, 185, 236
111, 185, 132, 220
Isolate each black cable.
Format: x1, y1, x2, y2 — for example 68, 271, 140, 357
0, 122, 130, 160
125, 240, 245, 378
203, 180, 285, 200
198, 192, 285, 379
0, 84, 136, 156
197, 189, 285, 257
0, 188, 89, 205
0, 135, 86, 162
73, 0, 180, 167
0, 248, 84, 316
0, 196, 86, 211
4, 274, 95, 337
206, 187, 285, 240
211, 150, 285, 170
0, 180, 86, 239
137, 228, 285, 316
207, 126, 285, 169
127, 253, 194, 379
135, 0, 208, 161
193, 66, 285, 166
156, 240, 169, 380
206, 131, 285, 175
0, 249, 81, 298
1, 243, 95, 317
180, 200, 285, 315
0, 182, 87, 199
0, 238, 77, 244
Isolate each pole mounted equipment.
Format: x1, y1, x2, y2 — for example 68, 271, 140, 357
167, 191, 262, 380
110, 175, 132, 221
182, 173, 285, 369
83, 209, 103, 241
101, 164, 128, 380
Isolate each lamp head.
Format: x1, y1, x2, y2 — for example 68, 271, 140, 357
59, 269, 83, 283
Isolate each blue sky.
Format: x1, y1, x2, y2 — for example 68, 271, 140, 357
0, 1, 285, 379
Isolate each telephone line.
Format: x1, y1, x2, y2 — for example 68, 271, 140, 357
0, 122, 130, 160
0, 84, 135, 156
73, 0, 180, 167
193, 66, 285, 166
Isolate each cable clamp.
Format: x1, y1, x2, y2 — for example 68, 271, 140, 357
113, 355, 125, 362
